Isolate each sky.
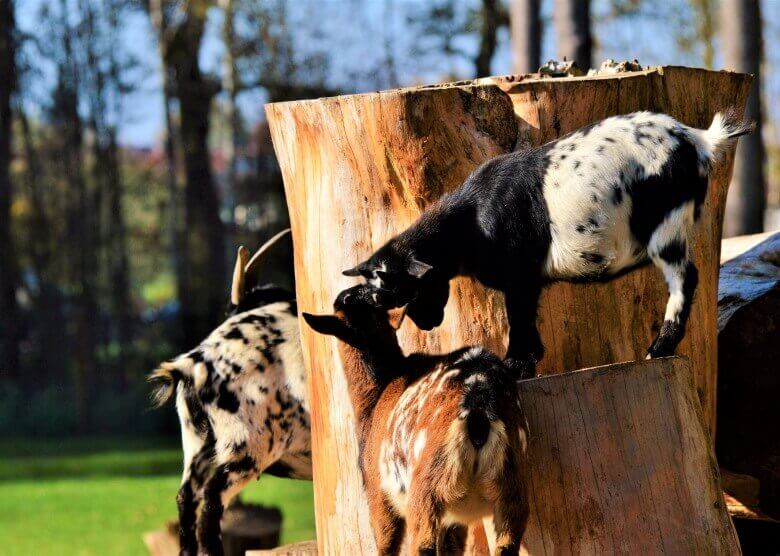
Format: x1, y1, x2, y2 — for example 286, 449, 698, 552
14, 0, 780, 148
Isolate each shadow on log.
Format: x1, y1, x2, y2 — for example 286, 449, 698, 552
266, 67, 751, 554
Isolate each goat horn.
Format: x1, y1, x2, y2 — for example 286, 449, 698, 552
231, 246, 250, 306
245, 228, 291, 282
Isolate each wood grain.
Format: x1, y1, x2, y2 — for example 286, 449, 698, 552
266, 67, 750, 554
508, 357, 739, 554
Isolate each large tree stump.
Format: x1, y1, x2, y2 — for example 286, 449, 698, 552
266, 67, 750, 554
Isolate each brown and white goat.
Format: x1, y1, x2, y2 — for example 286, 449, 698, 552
150, 230, 310, 556
303, 285, 529, 555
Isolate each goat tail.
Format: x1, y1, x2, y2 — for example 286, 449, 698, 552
148, 361, 184, 407
699, 107, 755, 162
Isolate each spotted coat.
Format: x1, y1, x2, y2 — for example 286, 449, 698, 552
150, 293, 309, 556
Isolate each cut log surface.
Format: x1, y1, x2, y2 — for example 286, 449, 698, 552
719, 231, 777, 264
266, 67, 751, 554
508, 358, 739, 554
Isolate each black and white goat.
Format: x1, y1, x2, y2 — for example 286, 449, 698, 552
150, 230, 310, 556
344, 110, 754, 377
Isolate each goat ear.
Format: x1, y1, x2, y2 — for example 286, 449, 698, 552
302, 313, 349, 339
387, 305, 407, 330
407, 258, 432, 279
342, 261, 371, 277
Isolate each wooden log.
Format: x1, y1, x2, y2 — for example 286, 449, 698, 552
495, 357, 739, 554
247, 540, 318, 556
143, 522, 178, 556
266, 67, 751, 554
141, 503, 282, 556
221, 502, 282, 556
716, 231, 780, 518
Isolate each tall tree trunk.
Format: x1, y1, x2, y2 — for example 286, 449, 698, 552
219, 0, 239, 241
553, 0, 591, 71
149, 0, 186, 349
18, 109, 49, 277
722, 0, 765, 236
510, 0, 541, 74
104, 1, 132, 379
690, 0, 715, 69
474, 0, 500, 77
165, 2, 226, 345
56, 0, 96, 433
0, 0, 20, 380
105, 131, 131, 381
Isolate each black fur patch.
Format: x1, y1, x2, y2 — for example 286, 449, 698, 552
223, 328, 246, 342
627, 139, 706, 244
657, 240, 686, 264
177, 482, 198, 554
217, 382, 240, 413
611, 185, 623, 205
264, 460, 295, 478
580, 252, 605, 264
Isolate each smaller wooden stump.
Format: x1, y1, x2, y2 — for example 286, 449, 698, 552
246, 540, 318, 556
142, 503, 282, 556
221, 502, 282, 556
482, 357, 739, 554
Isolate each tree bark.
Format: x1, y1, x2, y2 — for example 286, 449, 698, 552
18, 108, 49, 278
219, 0, 239, 210
721, 0, 765, 236
54, 0, 97, 432
104, 1, 132, 379
266, 67, 751, 553
149, 0, 186, 348
154, 0, 226, 345
474, 0, 500, 78
510, 0, 541, 74
0, 0, 20, 379
553, 0, 591, 71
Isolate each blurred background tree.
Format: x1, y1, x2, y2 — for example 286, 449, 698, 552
0, 0, 776, 440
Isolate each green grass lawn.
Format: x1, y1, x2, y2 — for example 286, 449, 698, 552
0, 437, 315, 555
